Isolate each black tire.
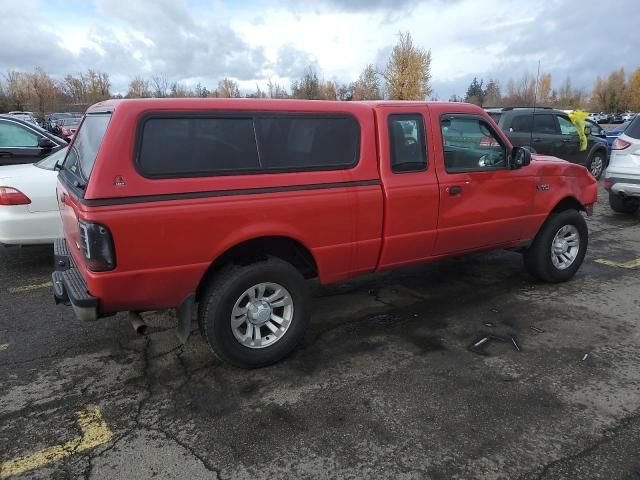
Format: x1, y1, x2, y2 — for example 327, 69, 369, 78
586, 150, 606, 180
523, 209, 588, 283
198, 257, 309, 368
609, 192, 640, 215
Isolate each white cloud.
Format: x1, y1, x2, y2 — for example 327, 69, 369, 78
0, 0, 639, 99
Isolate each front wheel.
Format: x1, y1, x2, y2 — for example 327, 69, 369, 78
523, 209, 588, 283
198, 257, 309, 368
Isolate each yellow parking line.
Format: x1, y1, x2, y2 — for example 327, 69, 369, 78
0, 406, 113, 479
595, 258, 640, 269
7, 282, 52, 294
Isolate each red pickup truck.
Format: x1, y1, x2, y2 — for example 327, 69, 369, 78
52, 99, 597, 368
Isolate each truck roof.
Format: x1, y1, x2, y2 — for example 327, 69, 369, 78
86, 98, 483, 115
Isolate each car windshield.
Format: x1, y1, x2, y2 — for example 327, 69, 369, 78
61, 117, 81, 126
35, 147, 68, 171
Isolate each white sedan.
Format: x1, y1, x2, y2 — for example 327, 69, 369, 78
0, 148, 66, 245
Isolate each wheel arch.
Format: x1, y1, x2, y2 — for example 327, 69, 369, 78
195, 236, 318, 301
588, 144, 609, 166
551, 196, 585, 214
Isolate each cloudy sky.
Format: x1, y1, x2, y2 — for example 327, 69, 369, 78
2, 0, 639, 98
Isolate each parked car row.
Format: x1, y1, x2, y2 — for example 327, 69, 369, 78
43, 112, 83, 140
486, 106, 609, 179
588, 112, 637, 124
6, 111, 38, 125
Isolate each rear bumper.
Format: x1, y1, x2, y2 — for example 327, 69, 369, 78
52, 238, 99, 321
604, 175, 640, 197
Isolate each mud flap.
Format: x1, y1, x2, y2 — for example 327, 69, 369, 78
176, 294, 195, 344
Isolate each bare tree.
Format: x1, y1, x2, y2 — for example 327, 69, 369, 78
383, 32, 432, 100
170, 82, 192, 97
246, 84, 267, 98
291, 67, 323, 100
28, 67, 57, 116
267, 79, 287, 99
217, 78, 240, 98
126, 76, 151, 98
151, 74, 170, 98
4, 70, 31, 111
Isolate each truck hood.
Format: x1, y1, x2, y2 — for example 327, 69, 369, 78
530, 154, 593, 177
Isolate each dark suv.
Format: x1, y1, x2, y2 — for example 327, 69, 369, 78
486, 107, 609, 179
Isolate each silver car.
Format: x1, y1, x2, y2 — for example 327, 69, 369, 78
604, 115, 640, 214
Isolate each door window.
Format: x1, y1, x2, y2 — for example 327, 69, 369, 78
557, 116, 578, 136
533, 114, 557, 134
441, 116, 506, 173
388, 114, 427, 172
0, 120, 39, 147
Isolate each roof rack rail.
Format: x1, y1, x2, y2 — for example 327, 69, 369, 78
501, 106, 553, 111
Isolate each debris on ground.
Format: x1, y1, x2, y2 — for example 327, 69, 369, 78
483, 322, 495, 328
582, 353, 589, 361
468, 334, 506, 355
510, 335, 521, 352
530, 326, 545, 334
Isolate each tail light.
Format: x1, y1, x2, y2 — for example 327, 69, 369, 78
612, 138, 631, 150
0, 187, 31, 205
78, 220, 116, 271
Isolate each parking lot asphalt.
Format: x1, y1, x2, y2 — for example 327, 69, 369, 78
1, 184, 640, 480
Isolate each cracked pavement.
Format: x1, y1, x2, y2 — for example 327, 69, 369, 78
1, 184, 640, 479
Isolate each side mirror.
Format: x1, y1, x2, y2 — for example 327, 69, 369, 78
511, 146, 531, 169
38, 137, 56, 149
584, 126, 592, 136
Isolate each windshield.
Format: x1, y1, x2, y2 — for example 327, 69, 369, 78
62, 114, 111, 180
60, 117, 81, 126
35, 147, 68, 171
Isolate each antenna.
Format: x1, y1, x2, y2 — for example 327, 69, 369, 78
530, 60, 541, 150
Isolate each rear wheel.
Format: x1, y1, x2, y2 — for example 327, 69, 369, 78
586, 150, 606, 179
609, 192, 640, 214
523, 209, 588, 283
198, 257, 309, 368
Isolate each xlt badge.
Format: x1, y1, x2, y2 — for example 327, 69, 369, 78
536, 184, 550, 191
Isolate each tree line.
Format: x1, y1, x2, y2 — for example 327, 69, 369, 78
459, 67, 640, 112
1, 30, 639, 117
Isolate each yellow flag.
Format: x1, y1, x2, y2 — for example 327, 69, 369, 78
568, 109, 589, 151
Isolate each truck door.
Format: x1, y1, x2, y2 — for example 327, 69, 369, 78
433, 113, 536, 255
377, 108, 440, 269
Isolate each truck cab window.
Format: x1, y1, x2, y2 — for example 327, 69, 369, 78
441, 116, 506, 173
388, 114, 427, 173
